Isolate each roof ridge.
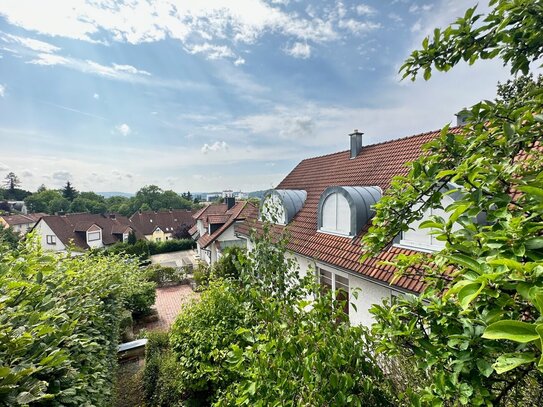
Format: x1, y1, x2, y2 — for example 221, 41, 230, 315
299, 126, 460, 163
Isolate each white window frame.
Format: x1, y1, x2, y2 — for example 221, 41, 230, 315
319, 193, 351, 236
46, 235, 56, 245
87, 231, 101, 242
318, 267, 350, 315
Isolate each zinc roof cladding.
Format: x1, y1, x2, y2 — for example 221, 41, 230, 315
39, 212, 138, 250
128, 209, 195, 236
198, 201, 258, 249
236, 127, 464, 293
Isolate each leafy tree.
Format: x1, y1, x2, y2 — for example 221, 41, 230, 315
3, 172, 20, 191
0, 226, 20, 249
172, 223, 191, 239
37, 184, 47, 193
62, 181, 78, 202
127, 230, 137, 245
49, 197, 70, 214
70, 197, 90, 213
363, 0, 543, 404
24, 189, 63, 213
79, 191, 105, 202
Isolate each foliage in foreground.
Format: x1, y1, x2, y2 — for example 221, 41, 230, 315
363, 0, 543, 405
144, 226, 394, 406
0, 236, 155, 406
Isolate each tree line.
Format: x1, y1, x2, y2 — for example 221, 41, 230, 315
0, 174, 199, 216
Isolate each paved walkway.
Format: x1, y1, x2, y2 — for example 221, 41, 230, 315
150, 249, 199, 269
143, 285, 199, 331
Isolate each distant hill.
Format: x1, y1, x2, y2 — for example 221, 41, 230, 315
97, 192, 134, 198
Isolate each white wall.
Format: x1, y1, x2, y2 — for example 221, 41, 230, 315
34, 220, 66, 252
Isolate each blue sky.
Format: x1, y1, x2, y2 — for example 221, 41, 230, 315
0, 0, 510, 193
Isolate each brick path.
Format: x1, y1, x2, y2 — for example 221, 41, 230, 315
144, 285, 199, 331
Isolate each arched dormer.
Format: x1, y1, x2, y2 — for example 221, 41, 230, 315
318, 186, 382, 236
260, 189, 307, 225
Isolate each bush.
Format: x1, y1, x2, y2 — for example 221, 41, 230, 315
105, 238, 195, 260
0, 236, 152, 406
144, 264, 186, 286
142, 332, 185, 407
168, 281, 250, 404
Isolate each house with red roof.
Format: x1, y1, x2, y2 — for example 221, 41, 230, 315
190, 197, 257, 265
236, 128, 465, 327
128, 209, 195, 242
33, 213, 140, 253
0, 213, 46, 235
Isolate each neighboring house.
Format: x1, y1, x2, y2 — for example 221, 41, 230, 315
0, 213, 45, 235
129, 209, 195, 242
191, 197, 257, 265
236, 128, 466, 327
33, 213, 137, 252
0, 201, 28, 214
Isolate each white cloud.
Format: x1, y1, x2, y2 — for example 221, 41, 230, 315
112, 63, 151, 76
285, 42, 311, 59
201, 141, 229, 154
93, 93, 100, 99
338, 19, 381, 34
0, 162, 8, 171
234, 57, 246, 66
355, 4, 376, 16
52, 170, 72, 182
28, 53, 69, 66
115, 123, 131, 136
0, 1, 340, 50
22, 169, 33, 177
185, 43, 236, 60
0, 32, 60, 53
411, 20, 422, 33
0, 84, 5, 98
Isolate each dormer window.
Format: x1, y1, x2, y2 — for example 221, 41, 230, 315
318, 186, 381, 236
87, 231, 101, 242
398, 184, 469, 252
260, 190, 307, 225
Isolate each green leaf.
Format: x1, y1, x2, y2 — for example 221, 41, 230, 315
446, 254, 483, 274
518, 186, 543, 201
482, 320, 539, 343
526, 238, 543, 250
493, 353, 536, 374
488, 258, 524, 271
457, 282, 484, 309
476, 359, 493, 377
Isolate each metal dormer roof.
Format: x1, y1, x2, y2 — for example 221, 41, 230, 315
318, 186, 382, 236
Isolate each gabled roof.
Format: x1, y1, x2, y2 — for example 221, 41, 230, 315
197, 201, 257, 249
128, 209, 195, 235
1, 213, 45, 226
236, 127, 465, 293
37, 213, 139, 250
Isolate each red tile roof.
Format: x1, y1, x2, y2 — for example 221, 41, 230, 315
1, 213, 45, 226
129, 209, 195, 235
37, 213, 141, 250
236, 128, 465, 293
196, 201, 258, 249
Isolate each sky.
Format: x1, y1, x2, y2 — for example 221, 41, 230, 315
0, 0, 512, 194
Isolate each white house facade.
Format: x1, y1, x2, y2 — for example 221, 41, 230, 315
236, 128, 465, 327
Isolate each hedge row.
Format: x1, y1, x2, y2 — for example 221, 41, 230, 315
0, 238, 155, 406
105, 238, 195, 259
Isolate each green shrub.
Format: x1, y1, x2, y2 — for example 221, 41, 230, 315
168, 281, 250, 404
124, 279, 156, 317
105, 238, 195, 259
192, 261, 210, 290
144, 264, 186, 286
0, 236, 152, 406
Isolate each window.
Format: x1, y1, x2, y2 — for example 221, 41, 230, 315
318, 268, 349, 316
260, 189, 306, 225
399, 196, 456, 251
156, 237, 161, 242
318, 186, 381, 237
321, 193, 350, 235
46, 235, 56, 245
87, 231, 101, 242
